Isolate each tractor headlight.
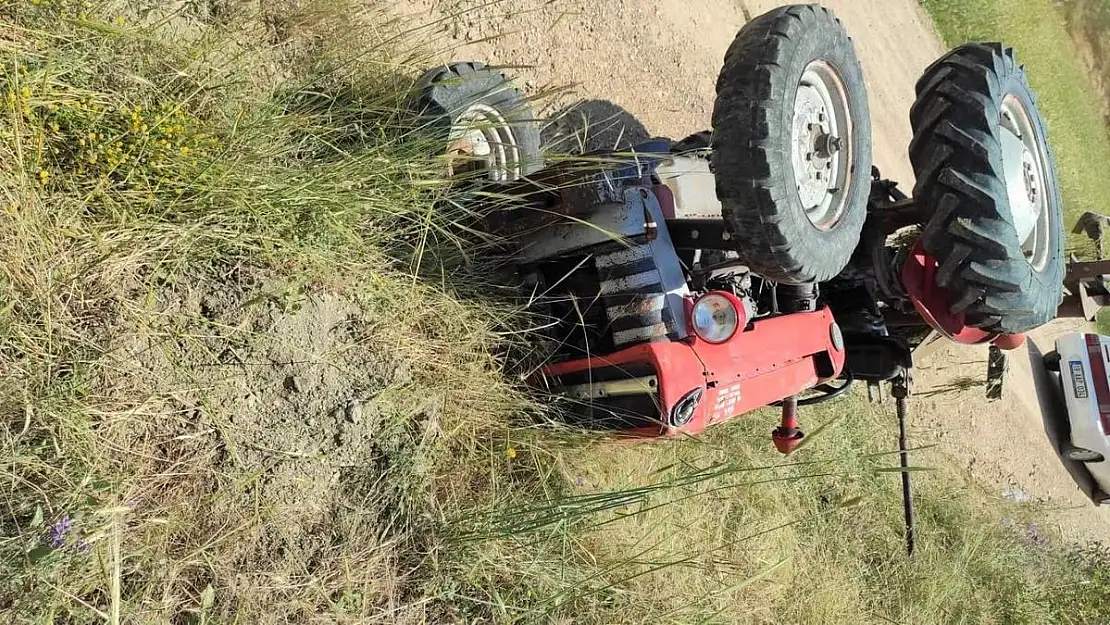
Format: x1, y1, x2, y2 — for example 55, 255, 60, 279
692, 292, 741, 343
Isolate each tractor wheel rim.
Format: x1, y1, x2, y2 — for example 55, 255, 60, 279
447, 103, 521, 182
1000, 94, 1051, 272
791, 60, 853, 231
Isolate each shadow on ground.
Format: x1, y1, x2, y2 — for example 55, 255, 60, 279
541, 99, 654, 154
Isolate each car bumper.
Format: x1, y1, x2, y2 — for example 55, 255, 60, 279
1056, 334, 1110, 450
1054, 333, 1110, 497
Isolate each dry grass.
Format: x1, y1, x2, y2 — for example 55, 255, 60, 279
0, 0, 545, 620
1, 1, 1107, 623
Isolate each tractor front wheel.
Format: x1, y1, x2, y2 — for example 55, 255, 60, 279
711, 4, 873, 284
413, 62, 542, 182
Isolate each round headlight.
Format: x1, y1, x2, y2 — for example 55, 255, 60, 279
692, 292, 740, 343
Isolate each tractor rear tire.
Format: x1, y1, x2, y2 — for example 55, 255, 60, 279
413, 62, 543, 181
909, 44, 1064, 333
711, 4, 872, 284
671, 130, 712, 154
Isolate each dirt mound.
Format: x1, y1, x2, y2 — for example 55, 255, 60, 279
101, 274, 446, 618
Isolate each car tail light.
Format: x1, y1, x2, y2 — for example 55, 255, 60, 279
691, 291, 746, 343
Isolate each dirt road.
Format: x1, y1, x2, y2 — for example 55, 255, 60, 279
914, 320, 1110, 543
396, 0, 1107, 542
403, 0, 944, 186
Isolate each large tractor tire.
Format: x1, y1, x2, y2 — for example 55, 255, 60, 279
711, 4, 873, 284
541, 100, 653, 154
909, 44, 1064, 333
671, 130, 712, 154
413, 62, 543, 181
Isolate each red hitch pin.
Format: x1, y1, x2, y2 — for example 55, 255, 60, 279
772, 395, 805, 455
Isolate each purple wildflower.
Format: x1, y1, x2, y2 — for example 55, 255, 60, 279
575, 477, 586, 487
49, 514, 73, 548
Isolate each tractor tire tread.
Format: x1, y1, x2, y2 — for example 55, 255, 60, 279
413, 61, 543, 176
711, 4, 872, 284
909, 43, 1064, 333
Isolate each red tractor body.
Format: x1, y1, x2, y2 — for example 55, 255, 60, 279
541, 306, 845, 438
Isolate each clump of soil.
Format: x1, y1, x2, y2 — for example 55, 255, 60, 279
101, 270, 448, 615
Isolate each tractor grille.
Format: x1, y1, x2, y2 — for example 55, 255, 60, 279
596, 245, 680, 347
538, 240, 682, 361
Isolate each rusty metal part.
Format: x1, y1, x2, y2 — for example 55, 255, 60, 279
563, 376, 659, 400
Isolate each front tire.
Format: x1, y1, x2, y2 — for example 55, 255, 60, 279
711, 4, 872, 284
909, 44, 1064, 333
671, 130, 712, 155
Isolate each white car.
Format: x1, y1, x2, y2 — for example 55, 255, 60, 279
1045, 332, 1110, 503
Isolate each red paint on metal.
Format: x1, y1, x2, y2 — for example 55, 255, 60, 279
652, 184, 676, 220
772, 396, 804, 455
901, 241, 997, 345
772, 429, 804, 454
1084, 334, 1110, 433
541, 308, 845, 437
992, 333, 1026, 351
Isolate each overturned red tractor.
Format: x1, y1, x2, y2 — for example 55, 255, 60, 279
415, 5, 1067, 453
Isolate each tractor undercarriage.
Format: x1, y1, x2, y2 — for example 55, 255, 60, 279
411, 3, 1110, 553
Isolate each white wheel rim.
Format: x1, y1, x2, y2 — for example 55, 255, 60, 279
1000, 94, 1051, 272
791, 60, 854, 231
447, 103, 521, 181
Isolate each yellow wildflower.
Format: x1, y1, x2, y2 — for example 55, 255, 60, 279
506, 446, 517, 460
